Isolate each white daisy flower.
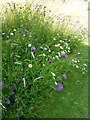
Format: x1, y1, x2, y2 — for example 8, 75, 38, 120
28, 64, 32, 68
49, 49, 51, 52
28, 44, 31, 47
78, 52, 81, 55
60, 40, 63, 42
10, 33, 14, 35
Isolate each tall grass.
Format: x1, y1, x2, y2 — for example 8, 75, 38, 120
1, 1, 87, 118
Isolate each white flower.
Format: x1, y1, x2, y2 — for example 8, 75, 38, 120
28, 64, 32, 68
43, 54, 46, 56
83, 64, 87, 67
55, 55, 59, 60
13, 29, 16, 32
53, 37, 56, 40
49, 49, 51, 52
44, 48, 47, 50
2, 33, 5, 35
55, 44, 60, 47
78, 52, 81, 55
58, 52, 61, 57
82, 72, 85, 74
75, 36, 78, 38
60, 46, 63, 49
74, 60, 77, 63
10, 33, 14, 35
76, 65, 79, 68
7, 36, 9, 38
78, 60, 80, 62
28, 44, 31, 47
68, 50, 70, 53
43, 64, 45, 66
51, 72, 55, 77
60, 40, 63, 42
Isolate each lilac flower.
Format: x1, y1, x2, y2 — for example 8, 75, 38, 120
19, 27, 21, 30
0, 83, 3, 88
31, 46, 36, 51
62, 52, 65, 57
40, 47, 43, 51
44, 6, 46, 8
50, 61, 53, 64
13, 40, 16, 43
22, 32, 24, 36
20, 6, 22, 9
27, 32, 29, 36
44, 10, 46, 13
14, 85, 16, 89
62, 74, 67, 79
11, 91, 14, 95
55, 70, 57, 72
65, 55, 67, 58
25, 29, 27, 32
6, 100, 10, 104
57, 84, 63, 91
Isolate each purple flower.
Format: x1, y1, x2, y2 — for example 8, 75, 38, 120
0, 83, 3, 88
40, 47, 43, 51
50, 61, 53, 64
13, 40, 16, 43
55, 70, 57, 72
20, 6, 22, 9
62, 52, 65, 57
11, 91, 14, 95
62, 74, 67, 79
19, 27, 21, 30
25, 29, 27, 32
6, 100, 10, 104
57, 84, 63, 91
14, 85, 16, 89
22, 32, 24, 36
65, 55, 67, 58
44, 6, 46, 8
44, 10, 46, 13
27, 32, 29, 36
31, 46, 36, 51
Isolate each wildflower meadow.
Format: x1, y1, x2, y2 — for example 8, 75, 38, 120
1, 0, 88, 118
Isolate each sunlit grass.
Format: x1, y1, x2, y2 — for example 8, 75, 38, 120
1, 0, 88, 118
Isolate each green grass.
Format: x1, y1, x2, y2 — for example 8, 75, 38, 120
34, 42, 88, 118
1, 1, 88, 118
